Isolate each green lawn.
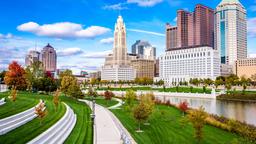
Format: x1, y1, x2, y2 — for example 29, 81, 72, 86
110, 104, 251, 144
0, 92, 93, 144
84, 96, 119, 107
97, 86, 212, 94
0, 92, 39, 119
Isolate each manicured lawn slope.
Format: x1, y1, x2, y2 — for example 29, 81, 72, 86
111, 104, 251, 144
63, 96, 93, 144
85, 96, 119, 107
0, 92, 39, 119
0, 92, 66, 144
0, 92, 93, 144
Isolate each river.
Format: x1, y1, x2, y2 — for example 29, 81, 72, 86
158, 96, 256, 126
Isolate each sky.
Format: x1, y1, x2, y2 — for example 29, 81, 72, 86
0, 0, 255, 74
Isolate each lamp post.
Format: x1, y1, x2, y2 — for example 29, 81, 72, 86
90, 86, 96, 125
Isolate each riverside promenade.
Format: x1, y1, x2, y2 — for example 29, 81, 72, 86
79, 99, 136, 144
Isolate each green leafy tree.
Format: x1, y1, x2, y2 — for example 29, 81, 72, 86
251, 74, 256, 87
53, 89, 60, 111
187, 106, 207, 142
67, 78, 83, 99
133, 102, 151, 132
61, 75, 75, 96
125, 89, 136, 111
0, 71, 6, 83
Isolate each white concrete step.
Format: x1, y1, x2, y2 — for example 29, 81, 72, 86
0, 98, 5, 106
28, 103, 77, 144
0, 100, 44, 135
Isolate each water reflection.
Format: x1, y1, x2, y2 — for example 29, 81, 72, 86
157, 96, 256, 126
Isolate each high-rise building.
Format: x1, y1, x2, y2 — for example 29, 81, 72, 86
131, 40, 156, 60
101, 16, 136, 81
166, 24, 177, 50
41, 43, 57, 72
215, 0, 247, 66
113, 15, 127, 66
177, 10, 194, 48
194, 4, 214, 48
25, 50, 40, 66
167, 4, 214, 50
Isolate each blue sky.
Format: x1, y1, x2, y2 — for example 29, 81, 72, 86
0, 0, 255, 74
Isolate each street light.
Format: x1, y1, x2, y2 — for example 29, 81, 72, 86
89, 86, 96, 125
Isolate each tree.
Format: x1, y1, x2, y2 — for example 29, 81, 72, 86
61, 75, 74, 96
187, 106, 207, 142
67, 78, 83, 99
214, 79, 223, 89
87, 86, 97, 97
251, 74, 256, 87
104, 90, 114, 105
9, 86, 17, 102
125, 89, 136, 111
25, 61, 44, 91
179, 101, 188, 116
35, 102, 47, 125
190, 86, 193, 93
53, 89, 60, 111
4, 61, 27, 90
59, 70, 72, 80
140, 92, 155, 118
133, 102, 151, 132
0, 71, 6, 83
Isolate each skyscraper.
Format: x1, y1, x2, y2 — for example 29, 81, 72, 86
113, 15, 127, 65
131, 40, 156, 60
194, 4, 214, 48
166, 24, 177, 50
215, 0, 247, 66
101, 16, 136, 81
167, 4, 214, 50
41, 43, 57, 72
25, 50, 40, 66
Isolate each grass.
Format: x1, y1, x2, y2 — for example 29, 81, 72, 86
97, 86, 212, 94
84, 98, 251, 144
84, 96, 119, 107
217, 93, 256, 101
0, 91, 39, 119
0, 91, 93, 144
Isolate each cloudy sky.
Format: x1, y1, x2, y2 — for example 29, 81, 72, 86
0, 0, 256, 74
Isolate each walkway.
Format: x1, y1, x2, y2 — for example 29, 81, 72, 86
108, 98, 123, 109
79, 99, 136, 144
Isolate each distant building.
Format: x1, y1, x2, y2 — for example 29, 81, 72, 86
167, 4, 214, 50
89, 71, 101, 79
159, 46, 220, 85
215, 0, 247, 66
131, 59, 155, 79
101, 15, 136, 81
41, 43, 57, 72
25, 50, 40, 66
220, 64, 233, 77
80, 71, 89, 77
236, 58, 256, 78
154, 59, 159, 77
131, 40, 156, 60
166, 24, 177, 50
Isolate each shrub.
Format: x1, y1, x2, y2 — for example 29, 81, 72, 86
178, 101, 189, 116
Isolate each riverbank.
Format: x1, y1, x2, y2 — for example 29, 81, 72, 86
217, 94, 256, 103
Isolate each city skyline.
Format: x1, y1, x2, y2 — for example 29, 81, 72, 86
0, 0, 256, 74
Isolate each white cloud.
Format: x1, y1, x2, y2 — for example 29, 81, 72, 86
57, 47, 84, 57
127, 28, 165, 36
249, 54, 256, 58
17, 22, 111, 39
248, 17, 256, 38
103, 3, 128, 10
0, 33, 14, 39
127, 0, 163, 7
100, 37, 114, 44
82, 50, 112, 59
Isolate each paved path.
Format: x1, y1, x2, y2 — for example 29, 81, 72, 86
79, 99, 136, 144
108, 98, 123, 109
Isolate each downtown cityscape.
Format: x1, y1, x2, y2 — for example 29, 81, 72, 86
0, 0, 256, 144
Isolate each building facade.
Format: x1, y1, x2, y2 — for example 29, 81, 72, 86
131, 59, 155, 79
101, 15, 136, 81
236, 58, 256, 78
166, 24, 177, 50
159, 46, 220, 85
131, 40, 156, 60
41, 43, 57, 72
167, 4, 214, 50
25, 50, 40, 66
215, 0, 247, 66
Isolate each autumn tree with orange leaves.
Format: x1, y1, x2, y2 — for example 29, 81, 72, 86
4, 61, 27, 90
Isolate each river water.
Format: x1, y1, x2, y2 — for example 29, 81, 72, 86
158, 96, 256, 126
